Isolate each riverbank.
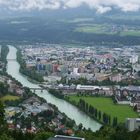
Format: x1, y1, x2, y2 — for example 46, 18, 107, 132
66, 95, 139, 125
16, 48, 44, 83
65, 96, 104, 125
43, 86, 104, 125
46, 86, 138, 126
0, 45, 9, 73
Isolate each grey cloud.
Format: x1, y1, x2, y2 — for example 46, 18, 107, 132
0, 0, 140, 13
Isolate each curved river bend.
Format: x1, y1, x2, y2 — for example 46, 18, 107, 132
7, 45, 101, 131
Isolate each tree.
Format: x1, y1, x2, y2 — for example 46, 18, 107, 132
66, 120, 75, 128
0, 134, 14, 140
138, 71, 140, 77
49, 89, 64, 99
0, 82, 8, 97
78, 123, 83, 130
113, 117, 118, 127
0, 102, 7, 134
103, 113, 109, 124
61, 117, 66, 124
88, 105, 92, 114
94, 108, 98, 118
33, 132, 54, 140
98, 111, 101, 120
85, 103, 89, 112
108, 115, 111, 125
91, 106, 95, 116
133, 104, 138, 112
79, 99, 86, 111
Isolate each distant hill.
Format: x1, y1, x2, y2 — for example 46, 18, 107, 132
0, 7, 140, 45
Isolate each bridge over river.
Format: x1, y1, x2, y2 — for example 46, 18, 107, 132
29, 87, 44, 92
7, 59, 17, 61
7, 58, 28, 61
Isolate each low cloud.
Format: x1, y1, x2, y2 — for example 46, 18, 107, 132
0, 0, 140, 13
96, 6, 112, 14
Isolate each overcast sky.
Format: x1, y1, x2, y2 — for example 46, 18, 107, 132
0, 0, 140, 14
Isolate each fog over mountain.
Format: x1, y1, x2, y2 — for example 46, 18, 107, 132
0, 0, 140, 17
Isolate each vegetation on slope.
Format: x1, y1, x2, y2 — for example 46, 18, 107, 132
0, 100, 140, 140
0, 45, 9, 72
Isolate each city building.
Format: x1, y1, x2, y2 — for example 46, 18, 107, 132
130, 55, 139, 64
125, 118, 140, 131
109, 73, 122, 82
76, 84, 101, 91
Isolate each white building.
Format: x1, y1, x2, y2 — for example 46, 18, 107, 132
126, 118, 140, 131
73, 68, 79, 75
130, 55, 139, 64
76, 85, 101, 91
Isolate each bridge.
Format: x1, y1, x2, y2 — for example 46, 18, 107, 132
7, 59, 17, 61
30, 88, 44, 93
7, 58, 28, 61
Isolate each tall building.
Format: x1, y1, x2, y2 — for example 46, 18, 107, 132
36, 63, 46, 71
46, 63, 53, 73
53, 64, 59, 73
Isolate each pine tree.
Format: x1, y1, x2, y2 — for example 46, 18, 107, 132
113, 117, 118, 127
0, 102, 6, 134
86, 103, 89, 112
95, 108, 98, 118
98, 111, 101, 120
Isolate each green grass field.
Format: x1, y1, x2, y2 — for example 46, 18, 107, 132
73, 20, 140, 37
77, 27, 140, 36
0, 95, 20, 102
69, 96, 138, 123
75, 24, 116, 35
120, 30, 140, 36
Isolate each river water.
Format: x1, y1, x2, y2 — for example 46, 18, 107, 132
6, 45, 101, 131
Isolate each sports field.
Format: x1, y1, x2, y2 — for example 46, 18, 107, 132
0, 95, 20, 102
69, 96, 138, 123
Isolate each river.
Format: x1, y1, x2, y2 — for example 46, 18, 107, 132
6, 45, 101, 131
